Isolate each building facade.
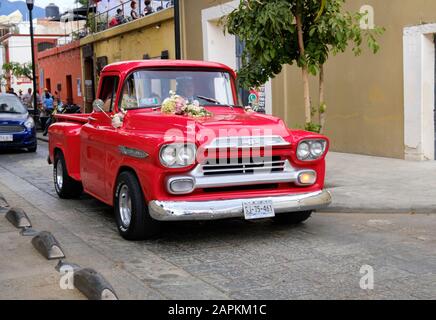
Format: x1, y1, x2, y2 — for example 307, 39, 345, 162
37, 40, 82, 106
179, 0, 436, 161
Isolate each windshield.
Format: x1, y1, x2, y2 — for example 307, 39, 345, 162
119, 69, 236, 110
0, 95, 27, 114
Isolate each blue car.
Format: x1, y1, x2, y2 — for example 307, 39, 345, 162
0, 93, 37, 152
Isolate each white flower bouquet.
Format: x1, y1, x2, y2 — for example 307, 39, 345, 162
161, 91, 213, 118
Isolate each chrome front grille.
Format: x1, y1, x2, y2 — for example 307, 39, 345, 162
0, 125, 25, 133
202, 156, 285, 176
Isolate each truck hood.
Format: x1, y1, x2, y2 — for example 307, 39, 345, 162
123, 108, 292, 146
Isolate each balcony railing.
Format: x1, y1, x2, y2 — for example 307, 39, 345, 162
80, 0, 174, 36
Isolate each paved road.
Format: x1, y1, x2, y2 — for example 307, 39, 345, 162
0, 142, 435, 300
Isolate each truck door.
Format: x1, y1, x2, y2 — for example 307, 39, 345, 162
80, 75, 119, 201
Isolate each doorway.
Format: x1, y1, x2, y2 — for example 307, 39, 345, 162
66, 75, 73, 105
434, 34, 436, 160
45, 78, 51, 93
403, 24, 436, 160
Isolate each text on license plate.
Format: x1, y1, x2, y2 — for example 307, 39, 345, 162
0, 135, 13, 142
243, 200, 275, 220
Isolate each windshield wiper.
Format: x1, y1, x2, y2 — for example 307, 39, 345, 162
196, 95, 221, 105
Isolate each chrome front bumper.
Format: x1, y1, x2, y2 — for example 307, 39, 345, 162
148, 190, 332, 221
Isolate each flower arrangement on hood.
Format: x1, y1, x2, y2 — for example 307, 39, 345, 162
161, 91, 213, 118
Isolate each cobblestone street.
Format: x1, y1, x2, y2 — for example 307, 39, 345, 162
1, 141, 436, 300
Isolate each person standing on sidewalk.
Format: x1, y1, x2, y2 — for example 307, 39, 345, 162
22, 88, 33, 109
42, 89, 54, 136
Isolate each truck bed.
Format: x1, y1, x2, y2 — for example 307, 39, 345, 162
55, 113, 90, 124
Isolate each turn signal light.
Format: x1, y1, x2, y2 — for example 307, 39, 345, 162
297, 171, 317, 186
168, 178, 195, 195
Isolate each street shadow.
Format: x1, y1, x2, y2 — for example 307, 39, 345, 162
162, 219, 307, 240
64, 194, 309, 243
0, 148, 29, 155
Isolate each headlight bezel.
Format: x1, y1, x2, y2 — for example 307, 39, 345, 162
296, 139, 327, 161
159, 143, 197, 168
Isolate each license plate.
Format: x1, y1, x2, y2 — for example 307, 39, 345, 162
0, 135, 13, 142
243, 200, 275, 220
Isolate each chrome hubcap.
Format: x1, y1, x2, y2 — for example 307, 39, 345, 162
56, 160, 63, 190
119, 184, 132, 228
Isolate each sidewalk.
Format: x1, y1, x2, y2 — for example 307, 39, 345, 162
36, 132, 48, 143
324, 152, 436, 213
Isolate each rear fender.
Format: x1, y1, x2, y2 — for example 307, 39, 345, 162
49, 122, 82, 181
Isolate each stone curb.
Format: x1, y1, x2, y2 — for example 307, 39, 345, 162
73, 268, 118, 300
0, 192, 9, 209
319, 206, 436, 214
31, 231, 66, 260
5, 207, 32, 228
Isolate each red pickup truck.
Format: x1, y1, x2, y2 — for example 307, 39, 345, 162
48, 60, 331, 240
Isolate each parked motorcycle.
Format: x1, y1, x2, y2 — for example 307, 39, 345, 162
43, 102, 81, 136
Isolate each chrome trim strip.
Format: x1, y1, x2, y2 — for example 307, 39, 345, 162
119, 146, 149, 159
205, 135, 290, 150
149, 190, 332, 221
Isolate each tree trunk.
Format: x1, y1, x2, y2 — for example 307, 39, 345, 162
295, 11, 311, 125
319, 64, 326, 133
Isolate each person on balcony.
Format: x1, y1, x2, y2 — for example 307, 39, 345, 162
115, 8, 127, 24
130, 1, 139, 20
144, 0, 154, 15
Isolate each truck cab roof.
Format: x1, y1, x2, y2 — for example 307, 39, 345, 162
102, 60, 236, 76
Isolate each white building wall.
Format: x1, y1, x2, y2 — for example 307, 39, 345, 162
7, 36, 33, 92
201, 1, 273, 115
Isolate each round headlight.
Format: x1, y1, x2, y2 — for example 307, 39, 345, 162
24, 117, 35, 130
297, 142, 310, 160
160, 144, 196, 168
160, 145, 177, 167
310, 141, 324, 157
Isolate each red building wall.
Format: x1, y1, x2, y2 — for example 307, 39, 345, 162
37, 40, 83, 107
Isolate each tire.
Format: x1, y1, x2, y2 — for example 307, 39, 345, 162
273, 211, 312, 225
114, 171, 161, 240
53, 151, 83, 199
28, 144, 37, 153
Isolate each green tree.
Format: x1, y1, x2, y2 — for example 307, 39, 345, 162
225, 0, 384, 132
76, 0, 90, 6
2, 62, 34, 81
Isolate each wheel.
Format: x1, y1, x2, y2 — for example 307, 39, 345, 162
273, 211, 312, 225
53, 151, 83, 199
28, 144, 37, 153
114, 171, 161, 240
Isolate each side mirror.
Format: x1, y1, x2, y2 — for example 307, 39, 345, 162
92, 99, 111, 120
92, 99, 105, 113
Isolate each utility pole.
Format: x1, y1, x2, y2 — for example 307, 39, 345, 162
26, 0, 38, 117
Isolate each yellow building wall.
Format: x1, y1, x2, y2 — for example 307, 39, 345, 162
79, 8, 175, 111
181, 0, 436, 159
92, 16, 175, 63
